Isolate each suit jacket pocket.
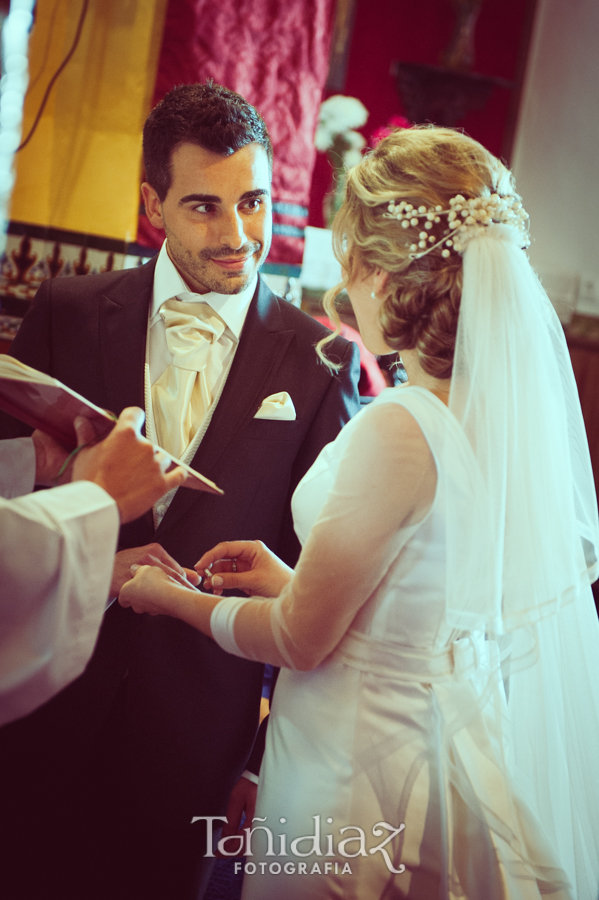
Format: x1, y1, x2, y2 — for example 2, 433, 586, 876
240, 417, 301, 442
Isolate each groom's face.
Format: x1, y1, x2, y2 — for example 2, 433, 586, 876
142, 141, 272, 295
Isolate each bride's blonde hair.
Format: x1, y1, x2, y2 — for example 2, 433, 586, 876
318, 126, 518, 378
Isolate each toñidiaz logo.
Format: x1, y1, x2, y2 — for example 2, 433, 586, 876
191, 815, 406, 876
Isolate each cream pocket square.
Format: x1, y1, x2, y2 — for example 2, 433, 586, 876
254, 391, 296, 421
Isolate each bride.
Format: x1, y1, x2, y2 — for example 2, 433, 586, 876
119, 126, 599, 899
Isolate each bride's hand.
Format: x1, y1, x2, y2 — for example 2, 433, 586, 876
196, 540, 293, 597
119, 564, 200, 616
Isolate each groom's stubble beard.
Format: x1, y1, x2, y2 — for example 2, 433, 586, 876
165, 226, 272, 296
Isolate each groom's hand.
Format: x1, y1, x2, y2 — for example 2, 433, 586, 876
110, 543, 200, 597
217, 775, 258, 857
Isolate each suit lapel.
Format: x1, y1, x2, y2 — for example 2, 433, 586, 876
156, 277, 294, 538
99, 258, 157, 418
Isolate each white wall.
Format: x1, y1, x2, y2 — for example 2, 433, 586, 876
511, 0, 599, 319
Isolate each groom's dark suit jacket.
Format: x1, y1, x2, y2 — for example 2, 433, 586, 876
0, 258, 360, 899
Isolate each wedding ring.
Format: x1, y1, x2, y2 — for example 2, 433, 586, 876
231, 559, 237, 573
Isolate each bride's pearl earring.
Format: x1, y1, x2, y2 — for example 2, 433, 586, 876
371, 291, 378, 300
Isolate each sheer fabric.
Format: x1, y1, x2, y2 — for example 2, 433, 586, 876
212, 398, 437, 671
444, 224, 599, 899
445, 224, 598, 635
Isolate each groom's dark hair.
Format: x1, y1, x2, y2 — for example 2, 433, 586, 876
143, 81, 273, 200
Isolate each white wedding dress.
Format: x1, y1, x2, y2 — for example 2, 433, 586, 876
214, 384, 582, 900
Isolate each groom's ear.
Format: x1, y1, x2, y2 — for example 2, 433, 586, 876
141, 182, 165, 231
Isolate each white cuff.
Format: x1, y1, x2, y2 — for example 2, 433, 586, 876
210, 596, 251, 657
242, 769, 259, 785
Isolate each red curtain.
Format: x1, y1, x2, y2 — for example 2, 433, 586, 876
138, 0, 336, 269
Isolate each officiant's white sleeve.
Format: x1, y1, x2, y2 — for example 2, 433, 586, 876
0, 438, 120, 725
211, 402, 437, 670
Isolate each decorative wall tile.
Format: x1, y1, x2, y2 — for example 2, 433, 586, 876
0, 222, 156, 333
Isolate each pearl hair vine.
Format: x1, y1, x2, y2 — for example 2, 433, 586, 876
384, 193, 530, 260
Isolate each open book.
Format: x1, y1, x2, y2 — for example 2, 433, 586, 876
0, 356, 223, 495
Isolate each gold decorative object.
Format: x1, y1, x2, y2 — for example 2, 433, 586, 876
442, 0, 485, 72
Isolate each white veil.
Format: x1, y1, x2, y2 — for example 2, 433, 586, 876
443, 223, 599, 897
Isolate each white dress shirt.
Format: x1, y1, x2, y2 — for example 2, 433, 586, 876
146, 242, 256, 523
0, 438, 119, 726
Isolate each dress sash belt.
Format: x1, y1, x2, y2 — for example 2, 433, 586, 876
335, 628, 490, 683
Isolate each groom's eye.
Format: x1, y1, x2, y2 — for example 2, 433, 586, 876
241, 198, 263, 213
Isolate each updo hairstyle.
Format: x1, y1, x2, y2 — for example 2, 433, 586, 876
319, 126, 516, 378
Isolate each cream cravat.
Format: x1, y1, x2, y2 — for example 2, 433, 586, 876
152, 298, 227, 459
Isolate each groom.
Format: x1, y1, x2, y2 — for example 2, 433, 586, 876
0, 83, 359, 899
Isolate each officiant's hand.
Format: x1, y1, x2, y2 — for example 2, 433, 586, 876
72, 408, 188, 523
196, 540, 293, 598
